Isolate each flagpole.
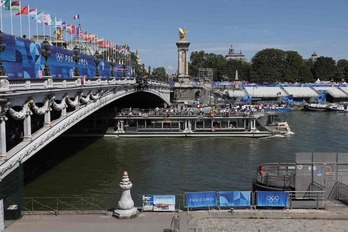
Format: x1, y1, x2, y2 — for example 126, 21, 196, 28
35, 11, 38, 42
10, 0, 13, 35
28, 5, 30, 39
19, 1, 22, 37
0, 2, 3, 32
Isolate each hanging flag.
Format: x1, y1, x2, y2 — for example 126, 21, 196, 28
11, 1, 20, 11
0, 0, 6, 7
61, 21, 67, 29
55, 19, 62, 28
29, 8, 37, 20
50, 17, 56, 26
73, 14, 79, 19
71, 25, 76, 34
43, 14, 51, 25
16, 5, 29, 15
4, 0, 11, 10
36, 11, 44, 23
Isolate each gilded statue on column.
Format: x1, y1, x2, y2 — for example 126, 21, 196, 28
54, 28, 63, 41
178, 27, 189, 42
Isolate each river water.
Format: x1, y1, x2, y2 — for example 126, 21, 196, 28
23, 111, 348, 204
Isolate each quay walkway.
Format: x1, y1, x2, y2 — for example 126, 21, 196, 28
4, 200, 348, 232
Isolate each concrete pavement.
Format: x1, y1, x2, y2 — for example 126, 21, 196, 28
5, 200, 348, 232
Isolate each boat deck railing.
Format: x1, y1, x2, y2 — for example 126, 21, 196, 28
116, 110, 261, 119
256, 163, 296, 189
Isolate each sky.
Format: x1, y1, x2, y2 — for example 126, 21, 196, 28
1, 0, 348, 74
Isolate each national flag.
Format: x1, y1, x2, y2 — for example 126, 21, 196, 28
71, 25, 76, 34
50, 17, 56, 26
4, 0, 10, 10
36, 11, 44, 23
66, 23, 72, 33
0, 0, 6, 7
55, 19, 62, 28
43, 14, 51, 25
73, 14, 79, 19
61, 21, 67, 29
29, 8, 37, 20
16, 5, 29, 15
11, 1, 20, 11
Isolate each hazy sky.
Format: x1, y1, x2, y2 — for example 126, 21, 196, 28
2, 0, 348, 74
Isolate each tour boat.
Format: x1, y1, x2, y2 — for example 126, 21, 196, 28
112, 109, 293, 138
303, 103, 329, 112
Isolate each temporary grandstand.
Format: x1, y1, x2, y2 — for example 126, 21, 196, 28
216, 82, 348, 103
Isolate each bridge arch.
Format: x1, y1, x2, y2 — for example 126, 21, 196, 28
0, 81, 171, 180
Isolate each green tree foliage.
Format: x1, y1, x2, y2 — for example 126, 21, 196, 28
188, 48, 342, 83
337, 59, 348, 82
151, 67, 168, 82
312, 57, 337, 81
189, 51, 250, 81
188, 51, 225, 80
250, 49, 285, 83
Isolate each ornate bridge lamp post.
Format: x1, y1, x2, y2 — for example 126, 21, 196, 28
94, 51, 101, 77
110, 59, 115, 77
0, 31, 9, 92
0, 31, 6, 77
72, 46, 80, 77
41, 39, 51, 76
122, 58, 127, 78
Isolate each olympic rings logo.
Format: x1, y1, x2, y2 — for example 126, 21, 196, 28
55, 53, 65, 62
266, 196, 279, 202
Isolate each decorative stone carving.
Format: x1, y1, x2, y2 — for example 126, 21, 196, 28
113, 171, 139, 219
8, 101, 32, 120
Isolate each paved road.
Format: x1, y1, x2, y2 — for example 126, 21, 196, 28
5, 201, 348, 232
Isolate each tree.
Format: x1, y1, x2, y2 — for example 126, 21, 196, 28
337, 59, 348, 82
250, 49, 286, 83
151, 67, 167, 82
312, 57, 337, 81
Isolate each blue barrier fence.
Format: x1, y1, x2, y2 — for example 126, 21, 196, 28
184, 191, 291, 210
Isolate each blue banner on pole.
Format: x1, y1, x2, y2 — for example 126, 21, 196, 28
219, 191, 251, 207
186, 192, 217, 208
257, 191, 289, 207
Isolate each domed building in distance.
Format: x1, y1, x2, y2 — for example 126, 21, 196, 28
225, 45, 248, 63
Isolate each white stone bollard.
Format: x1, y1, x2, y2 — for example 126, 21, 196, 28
113, 171, 139, 219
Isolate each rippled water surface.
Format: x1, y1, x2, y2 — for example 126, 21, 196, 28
24, 112, 348, 202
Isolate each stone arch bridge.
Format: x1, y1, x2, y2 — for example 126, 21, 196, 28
0, 77, 171, 180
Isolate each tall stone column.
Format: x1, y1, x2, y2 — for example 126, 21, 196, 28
176, 41, 190, 85
113, 171, 139, 219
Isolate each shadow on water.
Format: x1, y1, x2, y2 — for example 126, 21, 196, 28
23, 136, 102, 186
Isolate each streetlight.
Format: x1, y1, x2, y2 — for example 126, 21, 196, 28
41, 38, 51, 76
94, 51, 101, 77
0, 31, 6, 76
72, 45, 80, 77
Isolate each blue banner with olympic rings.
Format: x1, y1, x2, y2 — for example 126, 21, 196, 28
256, 191, 289, 207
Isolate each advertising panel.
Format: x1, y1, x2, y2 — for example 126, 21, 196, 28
142, 195, 176, 212
219, 191, 251, 207
256, 191, 289, 207
153, 195, 176, 212
142, 194, 154, 211
186, 191, 217, 208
